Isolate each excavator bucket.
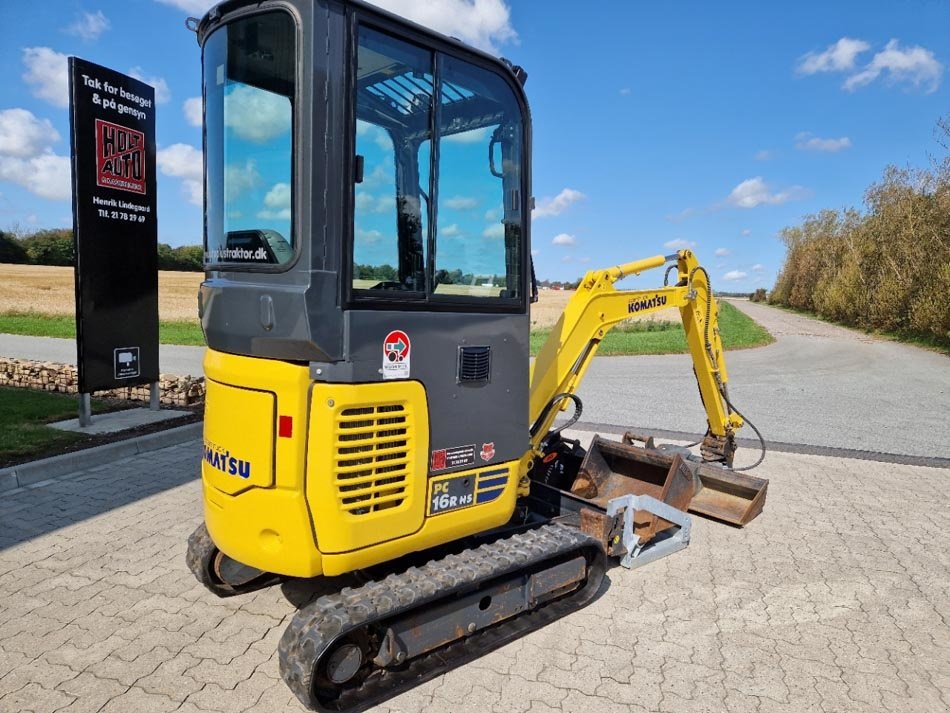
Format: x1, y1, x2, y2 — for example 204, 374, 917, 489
570, 436, 695, 542
570, 434, 769, 531
688, 463, 768, 526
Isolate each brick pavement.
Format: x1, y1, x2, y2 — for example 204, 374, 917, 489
0, 434, 948, 713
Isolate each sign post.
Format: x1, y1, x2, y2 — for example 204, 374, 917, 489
68, 58, 159, 424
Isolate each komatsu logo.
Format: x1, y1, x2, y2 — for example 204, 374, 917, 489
203, 440, 252, 479
628, 294, 667, 314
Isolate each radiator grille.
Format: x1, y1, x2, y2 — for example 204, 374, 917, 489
458, 346, 491, 383
335, 403, 410, 515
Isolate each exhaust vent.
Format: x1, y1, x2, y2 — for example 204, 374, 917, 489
458, 346, 491, 384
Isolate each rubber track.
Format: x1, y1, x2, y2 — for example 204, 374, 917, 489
278, 523, 605, 713
185, 523, 280, 597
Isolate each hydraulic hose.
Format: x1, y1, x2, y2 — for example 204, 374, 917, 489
531, 393, 583, 443
687, 265, 767, 470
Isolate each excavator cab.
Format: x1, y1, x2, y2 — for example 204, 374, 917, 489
197, 0, 534, 578
188, 2, 767, 710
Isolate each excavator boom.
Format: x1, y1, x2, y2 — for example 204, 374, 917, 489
529, 249, 742, 460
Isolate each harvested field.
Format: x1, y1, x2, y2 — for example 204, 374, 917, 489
0, 264, 202, 322
0, 264, 678, 328
530, 287, 678, 328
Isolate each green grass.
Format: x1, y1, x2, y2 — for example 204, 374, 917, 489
0, 302, 773, 357
530, 301, 774, 356
0, 312, 206, 346
0, 387, 111, 464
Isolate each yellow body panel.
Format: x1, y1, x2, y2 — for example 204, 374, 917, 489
320, 461, 519, 576
305, 381, 429, 554
202, 351, 320, 577
202, 380, 275, 494
201, 349, 520, 579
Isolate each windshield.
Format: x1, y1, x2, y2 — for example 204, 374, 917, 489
352, 25, 525, 303
204, 11, 296, 267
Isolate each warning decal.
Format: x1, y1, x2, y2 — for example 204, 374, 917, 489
431, 444, 476, 472
382, 329, 410, 380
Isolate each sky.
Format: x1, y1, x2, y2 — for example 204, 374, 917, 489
0, 0, 947, 290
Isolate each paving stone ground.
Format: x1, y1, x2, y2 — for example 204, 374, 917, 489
1, 433, 948, 713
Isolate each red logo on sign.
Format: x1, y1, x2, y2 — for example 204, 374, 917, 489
383, 330, 410, 363
95, 119, 146, 194
431, 449, 447, 471
480, 442, 495, 462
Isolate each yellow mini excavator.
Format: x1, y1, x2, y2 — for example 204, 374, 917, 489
185, 2, 768, 710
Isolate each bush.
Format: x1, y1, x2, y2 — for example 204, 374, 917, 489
158, 243, 204, 271
769, 127, 949, 348
0, 231, 28, 264
750, 288, 767, 303
20, 229, 75, 266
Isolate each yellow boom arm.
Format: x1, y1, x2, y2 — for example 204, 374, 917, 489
528, 249, 743, 464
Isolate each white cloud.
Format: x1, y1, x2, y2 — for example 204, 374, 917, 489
752, 264, 765, 272
551, 233, 576, 246
155, 0, 215, 14
157, 143, 202, 180
444, 127, 491, 144
225, 84, 292, 143
225, 161, 261, 201
157, 143, 203, 206
0, 109, 60, 159
355, 227, 383, 244
795, 132, 852, 152
129, 67, 171, 104
441, 223, 462, 237
797, 37, 870, 75
445, 196, 478, 210
666, 208, 697, 224
723, 270, 747, 281
754, 150, 774, 161
533, 188, 585, 218
714, 247, 731, 257
0, 154, 71, 201
22, 47, 69, 107
482, 223, 505, 239
531, 248, 540, 257
258, 182, 292, 220
741, 229, 752, 236
65, 11, 110, 41
843, 40, 943, 93
484, 207, 500, 221
0, 108, 69, 201
725, 177, 808, 208
363, 0, 517, 54
663, 238, 696, 250
183, 97, 203, 127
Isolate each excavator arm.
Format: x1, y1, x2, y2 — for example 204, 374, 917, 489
528, 249, 744, 466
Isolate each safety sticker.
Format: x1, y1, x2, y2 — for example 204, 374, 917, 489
431, 444, 476, 471
480, 442, 496, 462
382, 329, 410, 380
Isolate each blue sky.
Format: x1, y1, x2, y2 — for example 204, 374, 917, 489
0, 0, 946, 290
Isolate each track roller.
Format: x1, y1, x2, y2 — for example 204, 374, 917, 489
185, 523, 281, 597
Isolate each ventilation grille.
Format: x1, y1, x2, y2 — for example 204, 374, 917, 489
334, 403, 410, 515
458, 346, 491, 384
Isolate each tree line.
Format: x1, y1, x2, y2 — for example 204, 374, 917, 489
769, 120, 949, 348
0, 228, 204, 271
